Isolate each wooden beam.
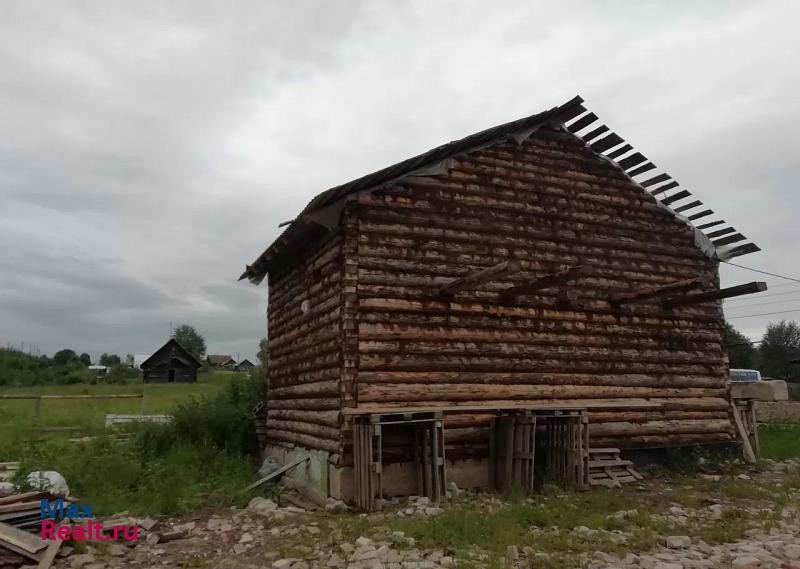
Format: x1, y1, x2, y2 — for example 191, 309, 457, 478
501, 265, 587, 303
731, 401, 756, 464
439, 260, 521, 296
609, 278, 703, 306
245, 456, 309, 490
662, 281, 767, 309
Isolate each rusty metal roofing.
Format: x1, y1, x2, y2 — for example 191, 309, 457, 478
240, 95, 759, 282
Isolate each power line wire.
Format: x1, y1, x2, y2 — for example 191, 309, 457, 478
725, 299, 800, 310
726, 308, 800, 320
725, 289, 800, 303
722, 261, 800, 284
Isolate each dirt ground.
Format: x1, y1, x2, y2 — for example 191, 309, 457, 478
46, 459, 800, 569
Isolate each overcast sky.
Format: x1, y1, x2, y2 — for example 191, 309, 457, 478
1, 1, 798, 361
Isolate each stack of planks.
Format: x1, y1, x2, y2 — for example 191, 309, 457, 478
0, 491, 65, 568
586, 448, 643, 488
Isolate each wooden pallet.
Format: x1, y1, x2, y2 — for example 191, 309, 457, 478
352, 411, 446, 511
489, 412, 537, 494
587, 447, 643, 488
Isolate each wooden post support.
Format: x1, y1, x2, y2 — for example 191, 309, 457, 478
663, 281, 767, 309
731, 400, 757, 464
501, 265, 587, 303
609, 277, 704, 306
439, 260, 521, 296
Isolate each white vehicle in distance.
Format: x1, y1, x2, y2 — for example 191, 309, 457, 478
729, 369, 762, 383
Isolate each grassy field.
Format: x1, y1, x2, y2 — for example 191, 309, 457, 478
760, 423, 800, 460
0, 370, 262, 515
0, 370, 238, 447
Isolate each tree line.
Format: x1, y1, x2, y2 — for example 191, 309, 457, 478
727, 320, 800, 381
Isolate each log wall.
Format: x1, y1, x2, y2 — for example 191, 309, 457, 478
350, 125, 734, 455
266, 229, 343, 456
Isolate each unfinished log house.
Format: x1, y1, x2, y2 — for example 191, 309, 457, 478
240, 96, 764, 503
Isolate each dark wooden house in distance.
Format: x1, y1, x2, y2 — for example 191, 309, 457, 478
241, 96, 765, 506
236, 358, 256, 372
140, 339, 201, 383
207, 354, 236, 369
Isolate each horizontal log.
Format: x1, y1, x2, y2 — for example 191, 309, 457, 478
591, 432, 734, 449
269, 380, 339, 399
357, 383, 726, 403
358, 297, 723, 327
267, 409, 339, 428
268, 398, 339, 411
589, 418, 732, 437
357, 371, 724, 388
358, 339, 722, 361
350, 397, 731, 412
266, 420, 339, 441
267, 429, 339, 454
358, 323, 724, 349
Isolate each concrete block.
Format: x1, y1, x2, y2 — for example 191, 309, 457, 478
731, 380, 788, 401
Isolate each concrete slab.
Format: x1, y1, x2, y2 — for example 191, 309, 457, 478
731, 380, 788, 402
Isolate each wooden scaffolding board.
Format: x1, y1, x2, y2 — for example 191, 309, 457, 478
587, 447, 643, 488
732, 399, 760, 461
352, 411, 446, 511
544, 411, 589, 490
489, 412, 537, 494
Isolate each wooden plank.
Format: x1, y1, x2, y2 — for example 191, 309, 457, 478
590, 133, 624, 153
725, 243, 761, 259
439, 260, 521, 296
688, 209, 713, 220
626, 162, 656, 177
557, 104, 587, 123
641, 173, 672, 188
673, 200, 702, 213
582, 125, 609, 142
617, 152, 647, 170
588, 459, 633, 468
0, 492, 47, 506
712, 233, 746, 247
36, 530, 64, 569
606, 144, 632, 160
663, 281, 767, 309
609, 277, 703, 306
706, 227, 736, 238
0, 501, 39, 515
650, 180, 679, 196
696, 220, 726, 230
245, 457, 309, 490
731, 400, 756, 463
501, 265, 587, 302
567, 112, 598, 133
661, 190, 692, 206
0, 521, 48, 554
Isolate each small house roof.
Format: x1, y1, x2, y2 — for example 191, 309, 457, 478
207, 354, 235, 365
240, 95, 759, 283
140, 339, 202, 370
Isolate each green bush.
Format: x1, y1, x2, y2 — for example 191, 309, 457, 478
136, 374, 264, 457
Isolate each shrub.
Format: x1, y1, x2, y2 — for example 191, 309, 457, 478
136, 374, 264, 457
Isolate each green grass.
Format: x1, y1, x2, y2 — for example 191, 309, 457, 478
0, 370, 238, 454
759, 423, 800, 460
389, 489, 667, 568
0, 371, 262, 516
